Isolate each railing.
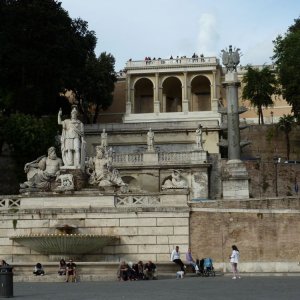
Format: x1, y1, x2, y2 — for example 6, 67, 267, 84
111, 151, 208, 167
115, 195, 160, 206
158, 151, 207, 165
112, 153, 143, 165
126, 57, 219, 68
0, 196, 21, 210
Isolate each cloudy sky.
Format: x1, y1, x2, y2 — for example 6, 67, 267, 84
60, 0, 300, 71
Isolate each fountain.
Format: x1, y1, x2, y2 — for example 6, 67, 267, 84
10, 225, 118, 255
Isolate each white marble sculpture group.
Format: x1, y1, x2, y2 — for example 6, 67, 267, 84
20, 107, 204, 193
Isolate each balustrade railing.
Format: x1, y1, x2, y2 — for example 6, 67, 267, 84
112, 153, 143, 164
115, 195, 160, 206
0, 197, 21, 210
111, 151, 207, 167
126, 57, 218, 68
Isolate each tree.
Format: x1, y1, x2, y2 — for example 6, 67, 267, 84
0, 0, 97, 116
277, 114, 295, 160
242, 65, 278, 124
76, 52, 117, 123
4, 113, 59, 181
272, 18, 300, 120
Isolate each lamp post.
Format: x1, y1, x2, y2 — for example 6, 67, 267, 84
270, 111, 274, 124
273, 156, 278, 197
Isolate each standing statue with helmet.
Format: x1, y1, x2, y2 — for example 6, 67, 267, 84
58, 106, 86, 169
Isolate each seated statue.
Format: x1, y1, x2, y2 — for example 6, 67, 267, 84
162, 169, 188, 190
20, 147, 63, 191
87, 146, 127, 191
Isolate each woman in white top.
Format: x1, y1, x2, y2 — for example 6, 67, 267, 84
230, 245, 240, 279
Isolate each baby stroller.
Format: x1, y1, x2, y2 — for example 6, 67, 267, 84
196, 258, 215, 277
203, 258, 215, 277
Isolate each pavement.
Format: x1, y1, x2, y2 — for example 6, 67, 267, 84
8, 275, 300, 300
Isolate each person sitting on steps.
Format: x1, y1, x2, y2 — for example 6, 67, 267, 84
33, 263, 45, 276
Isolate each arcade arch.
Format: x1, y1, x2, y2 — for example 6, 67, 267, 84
191, 75, 211, 111
162, 77, 182, 112
134, 78, 154, 113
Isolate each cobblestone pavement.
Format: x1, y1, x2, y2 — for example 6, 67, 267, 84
11, 276, 300, 300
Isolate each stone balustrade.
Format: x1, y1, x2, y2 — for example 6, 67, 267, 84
126, 57, 219, 69
111, 151, 207, 167
0, 196, 20, 210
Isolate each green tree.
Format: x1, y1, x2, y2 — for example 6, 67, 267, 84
0, 0, 97, 116
4, 113, 59, 181
76, 52, 117, 123
272, 18, 300, 119
242, 65, 278, 124
277, 114, 295, 160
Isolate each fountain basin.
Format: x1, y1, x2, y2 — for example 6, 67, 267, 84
10, 234, 118, 255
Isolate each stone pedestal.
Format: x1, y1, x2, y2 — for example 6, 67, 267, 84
222, 159, 249, 199
143, 152, 158, 165
60, 168, 87, 191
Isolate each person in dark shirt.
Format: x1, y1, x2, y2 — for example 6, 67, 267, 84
33, 263, 45, 276
58, 259, 66, 276
66, 259, 76, 282
143, 261, 157, 280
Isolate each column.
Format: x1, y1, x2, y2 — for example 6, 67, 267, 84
125, 74, 132, 114
182, 72, 189, 113
154, 73, 160, 113
223, 72, 241, 160
211, 70, 219, 112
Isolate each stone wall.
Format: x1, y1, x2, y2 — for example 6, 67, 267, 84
1, 194, 300, 272
190, 197, 300, 272
0, 193, 189, 264
240, 124, 300, 161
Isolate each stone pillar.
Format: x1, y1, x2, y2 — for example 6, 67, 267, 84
222, 72, 249, 199
223, 72, 241, 160
211, 71, 219, 112
126, 75, 132, 114
162, 94, 166, 112
154, 73, 160, 113
182, 72, 189, 113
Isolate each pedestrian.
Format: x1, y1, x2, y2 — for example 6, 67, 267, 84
185, 247, 199, 273
230, 245, 240, 279
66, 259, 77, 282
170, 246, 186, 272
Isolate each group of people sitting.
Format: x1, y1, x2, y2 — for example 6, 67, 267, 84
117, 260, 157, 281
58, 259, 77, 282
33, 259, 77, 282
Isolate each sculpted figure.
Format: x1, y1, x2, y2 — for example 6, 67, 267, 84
195, 124, 203, 150
101, 129, 108, 148
55, 174, 74, 192
221, 45, 240, 72
58, 106, 85, 168
147, 128, 154, 151
162, 170, 188, 190
20, 147, 63, 191
87, 146, 127, 190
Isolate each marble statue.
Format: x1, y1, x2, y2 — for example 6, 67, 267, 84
58, 106, 85, 168
162, 170, 188, 190
101, 129, 108, 148
147, 128, 154, 151
20, 147, 63, 191
87, 145, 127, 191
221, 45, 240, 72
195, 124, 203, 150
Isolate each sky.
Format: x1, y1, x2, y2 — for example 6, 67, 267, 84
60, 0, 300, 72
